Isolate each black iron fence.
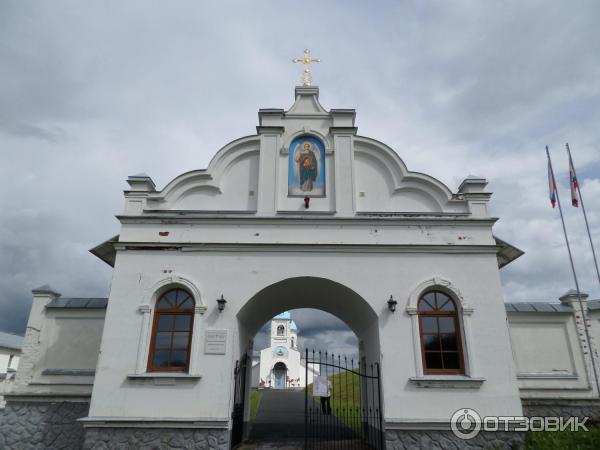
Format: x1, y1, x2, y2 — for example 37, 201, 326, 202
304, 349, 384, 449
231, 353, 248, 448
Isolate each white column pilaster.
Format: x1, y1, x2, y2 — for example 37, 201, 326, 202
331, 130, 355, 216
461, 306, 476, 376
407, 307, 423, 377
135, 305, 152, 374
256, 128, 283, 215
189, 305, 206, 375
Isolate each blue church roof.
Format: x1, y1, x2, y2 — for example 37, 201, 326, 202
274, 311, 291, 320
290, 320, 298, 331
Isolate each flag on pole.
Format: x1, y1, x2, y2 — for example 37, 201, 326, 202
548, 158, 557, 208
568, 152, 579, 207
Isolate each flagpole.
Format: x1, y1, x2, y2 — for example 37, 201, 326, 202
566, 143, 600, 288
546, 146, 600, 395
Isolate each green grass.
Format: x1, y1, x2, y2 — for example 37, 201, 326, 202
249, 389, 263, 423
525, 423, 600, 450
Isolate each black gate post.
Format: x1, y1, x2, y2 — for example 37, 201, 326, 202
304, 348, 308, 450
376, 362, 385, 449
231, 354, 248, 449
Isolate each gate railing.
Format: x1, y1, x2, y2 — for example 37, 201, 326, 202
231, 353, 248, 448
304, 349, 384, 449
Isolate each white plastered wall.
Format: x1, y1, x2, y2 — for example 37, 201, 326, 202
8, 295, 105, 397
87, 247, 522, 423
507, 311, 597, 399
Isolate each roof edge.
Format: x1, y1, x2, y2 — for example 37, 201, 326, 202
89, 235, 119, 267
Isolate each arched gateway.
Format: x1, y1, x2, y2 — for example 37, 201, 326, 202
4, 85, 525, 449
238, 277, 380, 361
235, 277, 383, 446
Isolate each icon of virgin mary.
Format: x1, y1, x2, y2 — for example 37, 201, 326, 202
294, 141, 320, 192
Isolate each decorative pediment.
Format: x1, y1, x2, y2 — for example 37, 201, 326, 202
119, 86, 481, 217
406, 277, 473, 315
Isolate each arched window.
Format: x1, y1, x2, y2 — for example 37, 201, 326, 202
291, 338, 294, 348
418, 291, 464, 375
277, 325, 285, 336
148, 288, 195, 372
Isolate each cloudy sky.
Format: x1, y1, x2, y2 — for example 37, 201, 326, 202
1, 1, 599, 355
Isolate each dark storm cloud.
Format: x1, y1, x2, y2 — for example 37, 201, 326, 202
1, 0, 600, 342
253, 310, 353, 345
0, 121, 67, 143
287, 310, 351, 335
252, 309, 358, 358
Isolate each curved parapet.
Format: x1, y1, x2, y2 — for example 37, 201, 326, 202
353, 136, 467, 214
141, 135, 260, 212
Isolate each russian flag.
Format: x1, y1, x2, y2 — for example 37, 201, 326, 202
569, 155, 579, 207
548, 159, 557, 208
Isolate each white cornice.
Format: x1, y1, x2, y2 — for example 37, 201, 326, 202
113, 242, 502, 254
79, 416, 229, 428
116, 214, 498, 226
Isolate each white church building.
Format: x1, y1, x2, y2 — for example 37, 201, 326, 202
1, 83, 599, 449
251, 312, 319, 390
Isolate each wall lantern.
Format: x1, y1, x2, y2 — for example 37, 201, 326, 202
217, 294, 227, 312
387, 295, 398, 312
304, 197, 310, 209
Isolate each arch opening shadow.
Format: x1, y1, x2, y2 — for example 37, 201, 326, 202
237, 277, 380, 357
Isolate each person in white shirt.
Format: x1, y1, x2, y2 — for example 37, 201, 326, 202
320, 380, 332, 415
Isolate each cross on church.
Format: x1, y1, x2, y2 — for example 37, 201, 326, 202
292, 49, 320, 86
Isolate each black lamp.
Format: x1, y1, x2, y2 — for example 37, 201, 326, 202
217, 294, 227, 312
387, 295, 397, 312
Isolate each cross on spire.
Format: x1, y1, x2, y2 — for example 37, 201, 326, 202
292, 49, 321, 86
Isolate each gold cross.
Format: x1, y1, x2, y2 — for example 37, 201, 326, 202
292, 49, 321, 86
